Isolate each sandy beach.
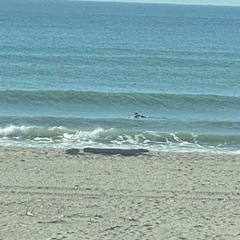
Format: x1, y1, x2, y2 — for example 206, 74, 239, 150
1, 147, 240, 240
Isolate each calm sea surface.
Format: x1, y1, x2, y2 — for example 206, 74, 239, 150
1, 0, 240, 152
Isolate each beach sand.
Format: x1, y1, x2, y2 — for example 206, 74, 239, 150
1, 147, 240, 240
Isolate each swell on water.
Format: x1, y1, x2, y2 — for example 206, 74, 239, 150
1, 90, 240, 109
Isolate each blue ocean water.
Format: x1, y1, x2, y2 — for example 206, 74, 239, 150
1, 0, 240, 152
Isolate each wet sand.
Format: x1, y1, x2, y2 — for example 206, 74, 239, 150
1, 147, 240, 240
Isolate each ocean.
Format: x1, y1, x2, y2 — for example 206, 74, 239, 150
1, 0, 240, 152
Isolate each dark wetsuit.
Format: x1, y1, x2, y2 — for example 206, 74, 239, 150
134, 113, 147, 119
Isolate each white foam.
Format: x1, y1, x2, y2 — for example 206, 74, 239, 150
0, 125, 31, 136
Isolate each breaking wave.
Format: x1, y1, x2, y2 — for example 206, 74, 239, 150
1, 124, 240, 153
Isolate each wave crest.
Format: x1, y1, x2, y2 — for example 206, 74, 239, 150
1, 90, 240, 109
1, 124, 240, 152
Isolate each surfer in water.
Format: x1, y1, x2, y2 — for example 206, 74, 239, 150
134, 112, 147, 119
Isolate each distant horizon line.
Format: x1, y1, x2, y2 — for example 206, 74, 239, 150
7, 0, 239, 7
67, 0, 240, 7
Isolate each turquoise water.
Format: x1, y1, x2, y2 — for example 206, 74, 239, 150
1, 1, 240, 152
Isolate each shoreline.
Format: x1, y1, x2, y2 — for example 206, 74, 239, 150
0, 144, 239, 155
1, 147, 240, 239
